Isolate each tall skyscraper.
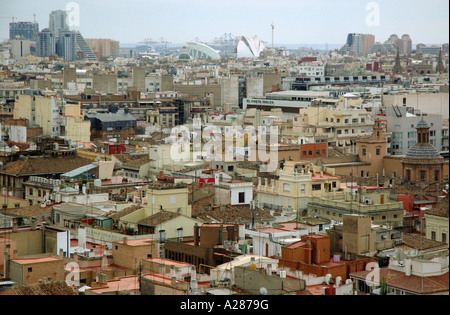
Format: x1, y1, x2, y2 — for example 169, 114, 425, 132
49, 10, 69, 36
9, 22, 39, 41
37, 28, 56, 57
399, 34, 412, 56
341, 33, 375, 56
57, 30, 76, 61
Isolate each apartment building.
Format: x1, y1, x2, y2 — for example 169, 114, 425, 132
256, 161, 341, 212
307, 186, 404, 227
289, 95, 374, 147
381, 105, 444, 156
85, 38, 119, 59
13, 94, 91, 143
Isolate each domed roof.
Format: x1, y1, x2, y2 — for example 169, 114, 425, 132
404, 143, 442, 160
415, 119, 430, 129
178, 53, 191, 60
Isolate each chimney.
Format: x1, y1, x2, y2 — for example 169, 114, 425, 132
12, 222, 18, 233
190, 279, 198, 293
267, 264, 272, 275
190, 265, 197, 280
59, 248, 64, 257
97, 273, 107, 284
30, 219, 37, 231
101, 254, 109, 270
171, 276, 177, 285
123, 237, 128, 245
194, 224, 200, 246
170, 265, 176, 277
405, 258, 412, 276
13, 250, 18, 259
3, 252, 10, 278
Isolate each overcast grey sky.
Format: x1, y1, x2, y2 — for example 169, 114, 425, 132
1, 0, 448, 46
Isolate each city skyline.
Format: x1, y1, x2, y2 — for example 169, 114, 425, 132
0, 0, 449, 47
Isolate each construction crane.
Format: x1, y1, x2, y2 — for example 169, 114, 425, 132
159, 37, 171, 49
138, 38, 158, 48
0, 16, 17, 23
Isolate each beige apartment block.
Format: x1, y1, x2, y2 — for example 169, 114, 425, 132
291, 96, 374, 147
9, 256, 65, 285
256, 161, 342, 212
85, 38, 119, 59
307, 187, 404, 227
425, 201, 449, 245
112, 238, 158, 270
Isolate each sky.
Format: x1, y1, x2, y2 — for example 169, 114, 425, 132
0, 0, 448, 46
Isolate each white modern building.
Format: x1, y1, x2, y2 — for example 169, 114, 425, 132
237, 35, 265, 58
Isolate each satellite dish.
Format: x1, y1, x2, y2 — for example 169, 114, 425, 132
260, 287, 268, 295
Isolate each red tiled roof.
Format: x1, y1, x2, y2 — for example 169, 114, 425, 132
350, 268, 449, 295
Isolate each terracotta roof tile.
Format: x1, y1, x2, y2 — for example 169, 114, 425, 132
1, 156, 92, 176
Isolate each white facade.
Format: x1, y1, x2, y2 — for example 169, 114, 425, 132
230, 182, 253, 205
237, 36, 265, 58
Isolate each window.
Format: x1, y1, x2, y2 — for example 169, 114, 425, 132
312, 184, 321, 191
159, 230, 166, 243
431, 231, 436, 241
283, 183, 291, 193
420, 171, 426, 181
147, 254, 152, 259
362, 148, 367, 156
170, 196, 176, 204
376, 148, 381, 156
300, 184, 306, 193
442, 233, 447, 243
177, 228, 183, 239
435, 170, 440, 181
28, 268, 33, 272
238, 192, 245, 203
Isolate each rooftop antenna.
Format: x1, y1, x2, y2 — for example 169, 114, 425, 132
33, 13, 36, 23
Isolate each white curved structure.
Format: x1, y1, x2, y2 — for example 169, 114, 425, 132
237, 35, 265, 58
186, 41, 221, 60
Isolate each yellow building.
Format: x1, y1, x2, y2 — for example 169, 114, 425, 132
0, 194, 28, 209
65, 116, 91, 143
256, 161, 342, 212
425, 199, 449, 245
13, 95, 90, 143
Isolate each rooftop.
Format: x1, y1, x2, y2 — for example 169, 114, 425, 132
350, 268, 449, 295
1, 156, 92, 176
115, 238, 156, 246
